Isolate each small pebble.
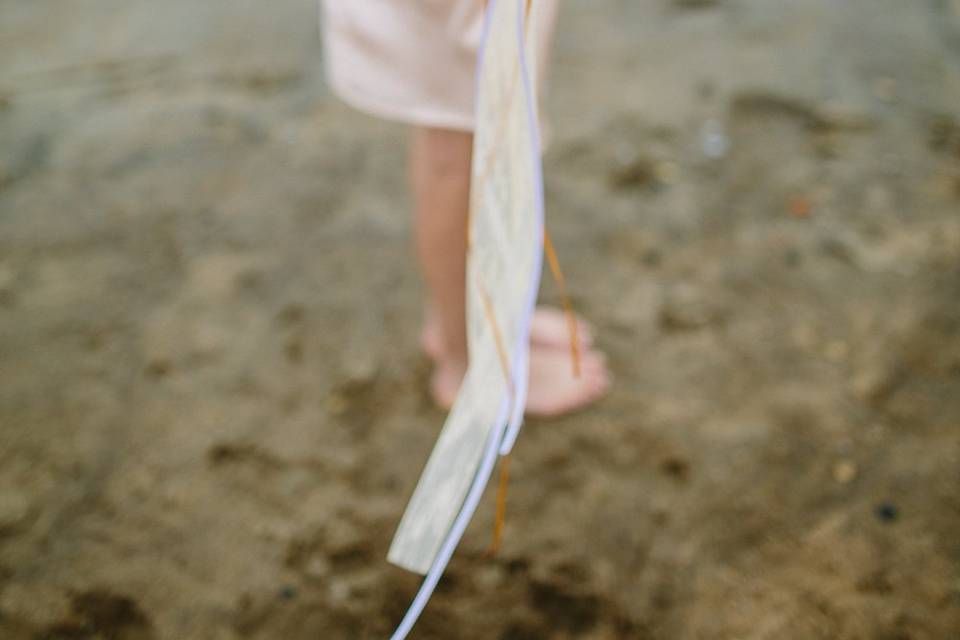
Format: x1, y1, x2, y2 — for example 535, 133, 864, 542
304, 555, 331, 581
788, 194, 812, 218
700, 119, 729, 158
875, 502, 899, 523
327, 579, 350, 605
654, 160, 679, 185
832, 460, 857, 484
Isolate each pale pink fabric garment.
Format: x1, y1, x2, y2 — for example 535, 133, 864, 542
321, 0, 558, 131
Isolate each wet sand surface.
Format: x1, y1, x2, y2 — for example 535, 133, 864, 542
1, 1, 959, 638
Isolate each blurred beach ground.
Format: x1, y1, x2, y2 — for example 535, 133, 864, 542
1, 1, 959, 638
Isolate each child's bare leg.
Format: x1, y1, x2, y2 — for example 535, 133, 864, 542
411, 125, 610, 416
414, 132, 595, 356
411, 127, 471, 373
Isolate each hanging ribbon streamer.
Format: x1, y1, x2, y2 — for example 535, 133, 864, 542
387, 1, 546, 638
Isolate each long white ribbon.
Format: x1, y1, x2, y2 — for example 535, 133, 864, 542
388, 0, 545, 637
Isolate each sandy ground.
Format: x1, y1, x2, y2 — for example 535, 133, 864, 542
1, 1, 959, 638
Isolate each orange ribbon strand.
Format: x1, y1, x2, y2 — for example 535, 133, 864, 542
543, 229, 582, 377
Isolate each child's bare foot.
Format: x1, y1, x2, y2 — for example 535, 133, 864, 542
421, 306, 593, 360
429, 342, 610, 418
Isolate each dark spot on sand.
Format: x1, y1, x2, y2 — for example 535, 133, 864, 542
928, 114, 960, 158
284, 335, 304, 363
505, 557, 530, 575
498, 620, 545, 640
144, 357, 171, 378
528, 579, 600, 633
276, 303, 306, 326
38, 589, 153, 640
609, 157, 657, 191
876, 502, 899, 523
857, 568, 895, 594
660, 455, 691, 482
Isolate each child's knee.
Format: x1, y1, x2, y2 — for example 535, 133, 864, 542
415, 127, 473, 179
